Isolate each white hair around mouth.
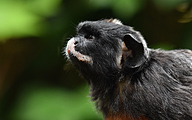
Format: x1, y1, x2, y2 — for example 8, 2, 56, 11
66, 38, 93, 65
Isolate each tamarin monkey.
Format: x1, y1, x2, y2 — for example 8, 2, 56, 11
65, 19, 192, 120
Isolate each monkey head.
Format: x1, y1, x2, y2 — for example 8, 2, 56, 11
65, 19, 149, 84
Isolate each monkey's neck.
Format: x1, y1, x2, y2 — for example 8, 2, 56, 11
88, 67, 145, 118
89, 76, 127, 114
89, 77, 117, 101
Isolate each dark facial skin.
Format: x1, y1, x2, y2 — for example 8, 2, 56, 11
65, 19, 192, 120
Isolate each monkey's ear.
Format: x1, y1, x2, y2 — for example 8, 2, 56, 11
122, 34, 148, 68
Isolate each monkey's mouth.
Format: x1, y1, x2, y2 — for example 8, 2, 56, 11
66, 38, 131, 68
66, 38, 93, 64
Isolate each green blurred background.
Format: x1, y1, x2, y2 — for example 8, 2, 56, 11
0, 0, 192, 120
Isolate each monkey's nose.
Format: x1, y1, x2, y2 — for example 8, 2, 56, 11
74, 41, 78, 45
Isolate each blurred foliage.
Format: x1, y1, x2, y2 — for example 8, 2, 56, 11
0, 0, 61, 40
0, 0, 192, 120
153, 0, 186, 10
9, 85, 101, 120
91, 0, 146, 19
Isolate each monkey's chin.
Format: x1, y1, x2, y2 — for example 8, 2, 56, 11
65, 38, 93, 64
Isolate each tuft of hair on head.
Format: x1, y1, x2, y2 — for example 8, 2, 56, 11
107, 18, 123, 25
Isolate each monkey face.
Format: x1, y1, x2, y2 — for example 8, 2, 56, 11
66, 19, 149, 82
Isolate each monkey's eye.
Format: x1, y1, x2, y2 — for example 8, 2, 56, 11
85, 34, 95, 40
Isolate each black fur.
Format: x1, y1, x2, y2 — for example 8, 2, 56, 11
65, 19, 192, 120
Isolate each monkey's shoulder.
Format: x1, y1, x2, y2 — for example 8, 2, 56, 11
149, 49, 192, 64
143, 49, 192, 85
